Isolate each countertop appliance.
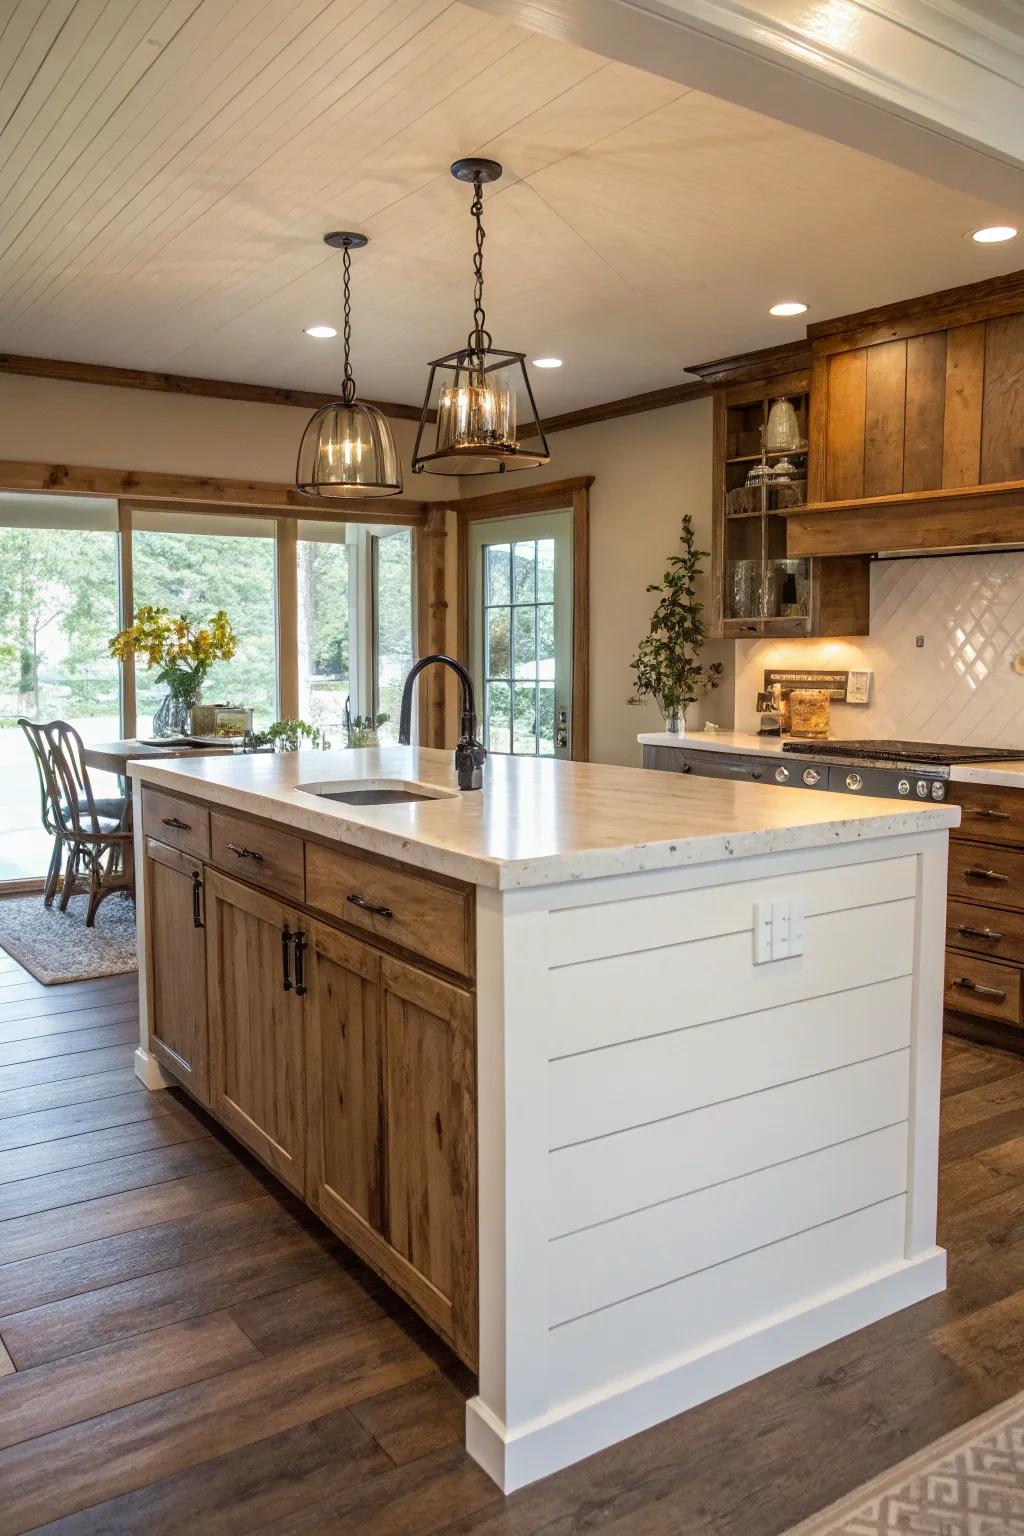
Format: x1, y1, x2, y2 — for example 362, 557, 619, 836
667, 739, 1024, 801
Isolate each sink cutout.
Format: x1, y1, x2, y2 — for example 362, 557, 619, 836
295, 778, 458, 807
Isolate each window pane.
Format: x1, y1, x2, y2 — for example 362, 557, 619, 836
132, 527, 277, 731
298, 534, 351, 744
538, 682, 556, 756
0, 508, 121, 880
537, 538, 555, 602
486, 680, 511, 754
513, 606, 536, 679
373, 530, 413, 746
513, 682, 538, 753
486, 606, 511, 679
486, 544, 511, 605
513, 541, 536, 603
537, 605, 554, 680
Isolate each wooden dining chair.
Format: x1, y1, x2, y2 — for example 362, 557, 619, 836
18, 720, 133, 925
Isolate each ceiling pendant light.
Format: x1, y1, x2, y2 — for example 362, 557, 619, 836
296, 232, 402, 499
412, 159, 550, 476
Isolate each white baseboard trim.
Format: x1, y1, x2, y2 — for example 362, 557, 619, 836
466, 1247, 947, 1493
134, 1046, 173, 1090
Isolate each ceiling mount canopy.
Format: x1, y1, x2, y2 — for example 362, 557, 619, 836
412, 158, 550, 477
296, 231, 403, 499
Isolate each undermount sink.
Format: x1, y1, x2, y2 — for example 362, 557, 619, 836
294, 778, 459, 807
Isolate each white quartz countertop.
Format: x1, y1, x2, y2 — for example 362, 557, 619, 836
638, 730, 1024, 789
131, 745, 957, 891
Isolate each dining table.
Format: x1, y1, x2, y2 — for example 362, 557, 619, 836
81, 738, 236, 778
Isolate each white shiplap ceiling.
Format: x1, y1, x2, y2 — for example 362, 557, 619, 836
0, 0, 1021, 416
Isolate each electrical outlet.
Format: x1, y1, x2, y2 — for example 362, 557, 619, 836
754, 898, 806, 963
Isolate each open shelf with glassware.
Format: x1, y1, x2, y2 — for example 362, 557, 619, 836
710, 368, 869, 640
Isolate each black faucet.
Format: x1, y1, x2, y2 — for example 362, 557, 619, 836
398, 654, 487, 791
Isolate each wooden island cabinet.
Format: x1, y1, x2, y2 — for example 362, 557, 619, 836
139, 784, 479, 1368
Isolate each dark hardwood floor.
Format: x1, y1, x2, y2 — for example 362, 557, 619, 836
1, 951, 1023, 1535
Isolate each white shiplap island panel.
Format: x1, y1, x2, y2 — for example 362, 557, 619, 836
469, 830, 949, 1492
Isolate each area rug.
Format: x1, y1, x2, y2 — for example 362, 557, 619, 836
0, 894, 137, 985
788, 1390, 1024, 1534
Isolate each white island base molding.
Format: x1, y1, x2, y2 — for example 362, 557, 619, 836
467, 828, 949, 1493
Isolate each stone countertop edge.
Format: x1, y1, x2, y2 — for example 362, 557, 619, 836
130, 754, 959, 893
639, 731, 1024, 790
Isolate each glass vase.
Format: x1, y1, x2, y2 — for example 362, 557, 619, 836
152, 688, 202, 739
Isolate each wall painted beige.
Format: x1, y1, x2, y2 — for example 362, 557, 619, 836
0, 373, 429, 485
460, 398, 731, 766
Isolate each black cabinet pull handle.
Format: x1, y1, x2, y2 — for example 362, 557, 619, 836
191, 870, 204, 929
282, 925, 293, 992
163, 815, 190, 830
957, 923, 1004, 942
226, 842, 264, 863
971, 808, 1011, 820
347, 893, 394, 919
294, 931, 307, 997
964, 866, 1009, 883
954, 977, 1007, 1002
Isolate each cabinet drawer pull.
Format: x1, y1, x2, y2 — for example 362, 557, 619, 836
964, 866, 1010, 883
953, 977, 1007, 1002
957, 923, 1004, 942
347, 893, 394, 920
294, 931, 307, 997
162, 815, 190, 830
226, 841, 265, 863
191, 869, 204, 929
282, 925, 293, 992
970, 808, 1011, 821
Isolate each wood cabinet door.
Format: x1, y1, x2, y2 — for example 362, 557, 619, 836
381, 955, 477, 1366
306, 921, 385, 1235
204, 867, 305, 1194
145, 838, 209, 1102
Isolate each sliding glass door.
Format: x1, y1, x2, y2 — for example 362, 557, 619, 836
0, 494, 121, 881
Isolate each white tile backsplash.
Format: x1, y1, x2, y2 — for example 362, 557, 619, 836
733, 552, 1024, 746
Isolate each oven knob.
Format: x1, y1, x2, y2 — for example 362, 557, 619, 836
916, 780, 929, 798
802, 768, 821, 786
845, 772, 863, 792
897, 779, 910, 795
774, 766, 790, 783
931, 781, 945, 800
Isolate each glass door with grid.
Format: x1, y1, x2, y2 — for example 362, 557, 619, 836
469, 511, 573, 758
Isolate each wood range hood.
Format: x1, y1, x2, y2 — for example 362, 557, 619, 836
772, 272, 1024, 559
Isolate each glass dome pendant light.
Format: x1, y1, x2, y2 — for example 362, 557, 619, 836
295, 232, 402, 498
412, 158, 550, 476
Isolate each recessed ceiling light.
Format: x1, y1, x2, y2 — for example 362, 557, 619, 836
532, 356, 563, 368
970, 225, 1018, 244
769, 301, 809, 317
304, 324, 337, 338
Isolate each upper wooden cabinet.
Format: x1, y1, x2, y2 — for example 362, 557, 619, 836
783, 273, 1024, 557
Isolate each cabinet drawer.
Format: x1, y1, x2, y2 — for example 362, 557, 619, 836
948, 780, 1024, 848
142, 787, 210, 859
305, 841, 473, 979
209, 810, 304, 904
948, 840, 1024, 910
947, 898, 1024, 965
944, 951, 1021, 1026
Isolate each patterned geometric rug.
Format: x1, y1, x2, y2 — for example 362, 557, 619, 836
0, 893, 137, 984
788, 1391, 1024, 1534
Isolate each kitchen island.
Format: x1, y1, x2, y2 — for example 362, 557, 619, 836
130, 746, 956, 1493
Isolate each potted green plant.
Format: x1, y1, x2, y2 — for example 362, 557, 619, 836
109, 605, 237, 737
347, 712, 390, 749
628, 515, 723, 734
244, 718, 332, 752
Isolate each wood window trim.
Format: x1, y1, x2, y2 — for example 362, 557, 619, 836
455, 478, 592, 762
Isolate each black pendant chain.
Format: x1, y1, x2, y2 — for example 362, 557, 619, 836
340, 241, 356, 406
468, 172, 492, 363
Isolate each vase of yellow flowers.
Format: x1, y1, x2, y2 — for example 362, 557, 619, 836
110, 605, 237, 737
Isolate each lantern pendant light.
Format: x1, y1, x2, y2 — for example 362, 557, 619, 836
296, 232, 403, 498
412, 159, 550, 476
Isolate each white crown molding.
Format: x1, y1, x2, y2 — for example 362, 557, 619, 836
466, 0, 1024, 206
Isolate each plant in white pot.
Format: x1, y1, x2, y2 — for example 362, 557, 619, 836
628, 514, 723, 734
